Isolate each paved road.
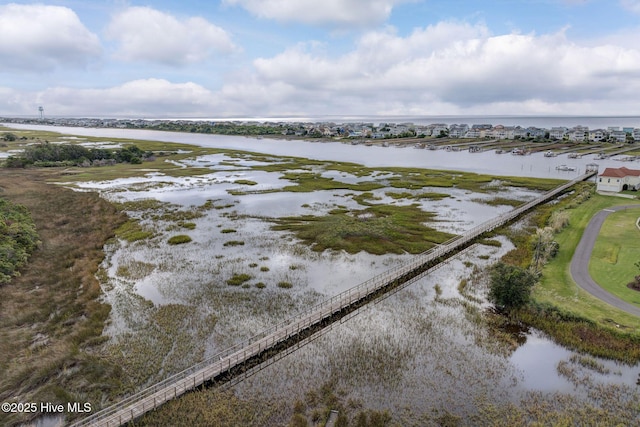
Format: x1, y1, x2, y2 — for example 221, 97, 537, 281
570, 204, 640, 317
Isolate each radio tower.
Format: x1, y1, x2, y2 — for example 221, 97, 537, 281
38, 106, 44, 120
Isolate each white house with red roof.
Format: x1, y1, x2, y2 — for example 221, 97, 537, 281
597, 167, 640, 192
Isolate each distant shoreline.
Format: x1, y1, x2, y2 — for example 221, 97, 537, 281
3, 115, 640, 129
3, 116, 640, 144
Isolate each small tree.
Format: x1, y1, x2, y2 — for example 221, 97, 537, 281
488, 262, 537, 311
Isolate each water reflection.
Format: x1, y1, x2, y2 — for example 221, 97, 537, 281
510, 329, 639, 393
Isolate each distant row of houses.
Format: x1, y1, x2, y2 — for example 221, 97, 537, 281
303, 122, 640, 141
5, 117, 640, 142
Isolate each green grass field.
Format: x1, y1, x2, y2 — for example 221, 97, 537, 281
535, 194, 640, 334
589, 207, 640, 306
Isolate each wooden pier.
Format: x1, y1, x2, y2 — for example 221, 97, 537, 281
69, 172, 596, 427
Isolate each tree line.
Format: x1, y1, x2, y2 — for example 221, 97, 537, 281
4, 143, 152, 168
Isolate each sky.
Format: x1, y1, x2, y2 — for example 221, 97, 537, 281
1, 0, 640, 118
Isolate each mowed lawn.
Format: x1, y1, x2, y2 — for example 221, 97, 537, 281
535, 194, 640, 333
589, 207, 640, 307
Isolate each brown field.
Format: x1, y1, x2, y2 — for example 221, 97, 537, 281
0, 168, 127, 425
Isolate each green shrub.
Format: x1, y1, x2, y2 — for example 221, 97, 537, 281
489, 262, 537, 311
277, 281, 293, 289
223, 240, 244, 247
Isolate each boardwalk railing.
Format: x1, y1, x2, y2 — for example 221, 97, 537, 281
69, 172, 595, 427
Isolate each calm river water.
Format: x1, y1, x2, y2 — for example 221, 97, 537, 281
4, 123, 639, 179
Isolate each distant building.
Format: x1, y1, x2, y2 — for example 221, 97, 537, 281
464, 124, 492, 138
588, 129, 608, 142
429, 123, 449, 137
448, 124, 469, 138
568, 126, 589, 142
633, 128, 640, 141
549, 127, 568, 140
610, 130, 628, 143
597, 167, 640, 192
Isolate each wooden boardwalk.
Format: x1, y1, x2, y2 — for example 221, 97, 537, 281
69, 172, 596, 427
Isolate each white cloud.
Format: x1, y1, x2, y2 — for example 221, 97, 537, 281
0, 79, 219, 117
621, 0, 640, 13
107, 7, 238, 66
3, 22, 640, 118
0, 4, 101, 72
237, 22, 640, 115
223, 0, 409, 27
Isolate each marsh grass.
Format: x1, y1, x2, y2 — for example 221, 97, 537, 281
108, 303, 218, 389
568, 354, 610, 375
116, 260, 155, 280
178, 221, 196, 230
223, 240, 245, 247
475, 384, 640, 426
168, 235, 192, 245
0, 169, 127, 425
271, 204, 454, 255
472, 197, 523, 207
513, 303, 640, 363
134, 389, 286, 427
115, 220, 154, 242
277, 281, 293, 289
227, 273, 252, 286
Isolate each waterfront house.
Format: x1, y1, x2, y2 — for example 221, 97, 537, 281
597, 167, 640, 192
449, 124, 469, 138
490, 125, 517, 139
464, 124, 492, 138
568, 126, 589, 142
526, 127, 546, 139
414, 125, 429, 136
463, 129, 480, 138
429, 124, 449, 137
633, 128, 640, 141
611, 130, 628, 143
549, 127, 568, 140
588, 129, 608, 142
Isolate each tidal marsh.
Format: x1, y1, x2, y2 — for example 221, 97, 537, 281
7, 130, 637, 425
